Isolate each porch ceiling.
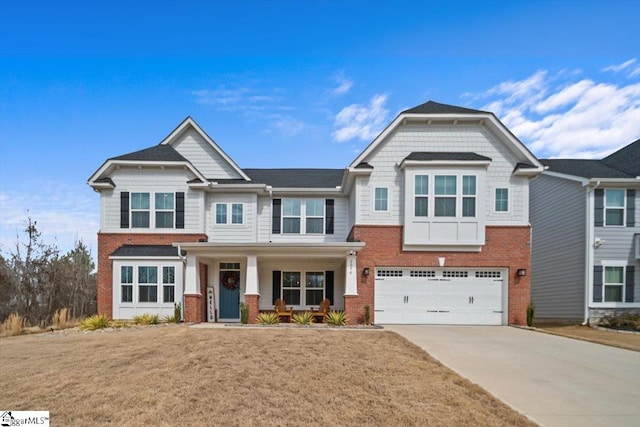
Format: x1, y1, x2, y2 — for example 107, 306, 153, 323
172, 241, 365, 258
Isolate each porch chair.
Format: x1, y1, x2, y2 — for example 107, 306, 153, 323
310, 298, 330, 323
274, 298, 293, 323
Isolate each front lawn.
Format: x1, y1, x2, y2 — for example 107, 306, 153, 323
537, 324, 640, 352
0, 325, 534, 426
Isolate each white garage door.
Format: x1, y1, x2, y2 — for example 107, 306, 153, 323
374, 268, 505, 325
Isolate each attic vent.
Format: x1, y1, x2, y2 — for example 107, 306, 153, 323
377, 270, 403, 278
410, 270, 436, 277
475, 271, 502, 278
442, 271, 469, 278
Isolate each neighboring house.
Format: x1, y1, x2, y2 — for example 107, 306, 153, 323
88, 101, 543, 325
530, 139, 640, 323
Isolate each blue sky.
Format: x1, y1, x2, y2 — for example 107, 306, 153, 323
1, 0, 639, 257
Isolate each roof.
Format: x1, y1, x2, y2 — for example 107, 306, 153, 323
542, 139, 640, 179
110, 145, 188, 162
110, 245, 185, 257
404, 152, 492, 162
243, 168, 344, 188
401, 100, 489, 115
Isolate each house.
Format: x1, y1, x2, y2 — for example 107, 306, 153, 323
88, 101, 543, 325
530, 139, 640, 323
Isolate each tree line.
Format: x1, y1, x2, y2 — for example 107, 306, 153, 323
0, 217, 96, 326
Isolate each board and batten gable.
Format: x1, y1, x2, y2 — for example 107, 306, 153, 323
101, 167, 203, 233
530, 174, 587, 320
169, 127, 245, 180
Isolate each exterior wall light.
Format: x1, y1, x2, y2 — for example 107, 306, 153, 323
517, 269, 527, 277
363, 268, 370, 276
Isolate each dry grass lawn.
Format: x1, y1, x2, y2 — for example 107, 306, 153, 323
0, 325, 535, 426
537, 324, 640, 352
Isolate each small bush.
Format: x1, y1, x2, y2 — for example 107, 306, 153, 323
52, 308, 71, 330
326, 310, 348, 327
111, 320, 130, 329
256, 312, 279, 325
164, 304, 182, 324
363, 304, 371, 325
1, 313, 25, 336
80, 314, 111, 331
133, 313, 160, 325
240, 302, 249, 324
292, 312, 314, 325
526, 302, 535, 327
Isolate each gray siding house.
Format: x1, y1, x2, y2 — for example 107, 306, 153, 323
530, 139, 640, 323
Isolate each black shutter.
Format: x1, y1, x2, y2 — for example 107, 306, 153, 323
272, 270, 281, 305
627, 189, 635, 227
625, 266, 635, 303
120, 192, 130, 229
272, 199, 281, 234
594, 189, 604, 227
175, 192, 185, 229
325, 271, 334, 305
325, 199, 334, 234
593, 265, 603, 302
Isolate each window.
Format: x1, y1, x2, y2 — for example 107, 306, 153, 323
605, 189, 625, 226
283, 199, 301, 233
282, 272, 301, 305
305, 200, 324, 233
138, 266, 158, 303
163, 266, 175, 303
414, 175, 428, 217
462, 175, 476, 217
603, 266, 624, 302
495, 188, 509, 212
231, 203, 243, 224
374, 187, 388, 212
434, 175, 456, 217
131, 193, 150, 228
215, 204, 227, 224
305, 272, 324, 305
155, 193, 174, 228
121, 266, 133, 303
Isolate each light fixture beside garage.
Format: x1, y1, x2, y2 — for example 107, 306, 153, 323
517, 269, 527, 277
363, 267, 370, 276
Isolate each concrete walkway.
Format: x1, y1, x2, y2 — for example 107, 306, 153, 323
385, 325, 640, 427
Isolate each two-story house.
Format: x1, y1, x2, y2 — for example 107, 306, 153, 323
530, 139, 640, 324
88, 101, 543, 325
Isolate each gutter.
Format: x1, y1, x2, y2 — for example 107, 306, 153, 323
583, 180, 600, 325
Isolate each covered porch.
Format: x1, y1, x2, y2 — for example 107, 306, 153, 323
174, 242, 365, 324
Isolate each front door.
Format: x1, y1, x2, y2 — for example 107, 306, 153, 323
219, 270, 240, 319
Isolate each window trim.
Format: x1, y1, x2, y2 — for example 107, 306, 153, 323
305, 199, 325, 233
279, 198, 329, 235
155, 192, 175, 229
494, 187, 510, 213
131, 192, 151, 228
604, 189, 626, 227
413, 173, 479, 219
130, 192, 180, 229
373, 187, 389, 212
602, 264, 625, 303
214, 202, 244, 225
280, 270, 326, 307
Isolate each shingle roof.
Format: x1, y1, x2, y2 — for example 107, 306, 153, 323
404, 152, 492, 162
110, 245, 185, 257
110, 145, 188, 162
402, 100, 489, 115
601, 139, 640, 176
243, 168, 344, 188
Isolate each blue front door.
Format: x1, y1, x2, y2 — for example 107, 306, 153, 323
219, 270, 240, 319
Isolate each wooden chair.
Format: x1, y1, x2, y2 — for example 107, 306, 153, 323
274, 298, 293, 323
310, 298, 330, 323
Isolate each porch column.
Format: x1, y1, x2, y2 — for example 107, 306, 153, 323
184, 254, 202, 322
245, 254, 260, 324
345, 253, 358, 295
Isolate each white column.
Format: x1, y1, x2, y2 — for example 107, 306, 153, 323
345, 253, 358, 296
245, 254, 259, 295
184, 254, 200, 295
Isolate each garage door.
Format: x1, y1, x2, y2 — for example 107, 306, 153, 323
374, 268, 505, 325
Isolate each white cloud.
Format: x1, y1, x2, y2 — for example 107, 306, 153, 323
192, 86, 282, 110
264, 114, 305, 137
603, 59, 637, 73
333, 94, 389, 142
470, 66, 640, 159
330, 73, 353, 96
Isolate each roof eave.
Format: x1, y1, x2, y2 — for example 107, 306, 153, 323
400, 159, 491, 169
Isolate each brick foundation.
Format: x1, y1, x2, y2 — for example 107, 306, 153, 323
97, 232, 207, 319
184, 294, 203, 323
348, 225, 532, 326
244, 294, 260, 324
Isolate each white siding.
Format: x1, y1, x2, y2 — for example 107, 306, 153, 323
356, 124, 530, 226
256, 195, 350, 242
171, 128, 243, 179
205, 193, 257, 242
101, 167, 203, 233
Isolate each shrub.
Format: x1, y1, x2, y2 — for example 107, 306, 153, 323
526, 302, 535, 327
240, 302, 249, 324
363, 304, 371, 325
111, 320, 130, 328
52, 308, 72, 330
1, 313, 25, 336
133, 313, 160, 325
292, 312, 314, 325
326, 310, 348, 327
164, 304, 182, 323
80, 314, 110, 331
256, 312, 279, 325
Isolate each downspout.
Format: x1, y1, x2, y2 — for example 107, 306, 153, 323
267, 186, 273, 242
177, 245, 187, 322
583, 180, 600, 325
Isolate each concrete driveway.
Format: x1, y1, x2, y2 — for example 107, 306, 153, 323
385, 325, 640, 427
